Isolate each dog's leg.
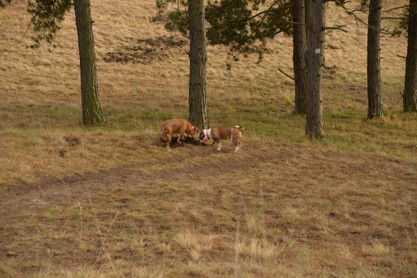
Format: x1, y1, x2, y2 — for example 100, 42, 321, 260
231, 130, 241, 152
216, 142, 222, 151
165, 133, 172, 149
177, 132, 184, 144
179, 127, 189, 144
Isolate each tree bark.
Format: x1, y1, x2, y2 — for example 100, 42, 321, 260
367, 0, 383, 119
188, 0, 208, 130
293, 0, 307, 114
74, 0, 104, 125
305, 0, 324, 139
403, 0, 417, 112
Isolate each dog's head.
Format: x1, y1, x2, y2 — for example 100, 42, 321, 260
199, 129, 210, 142
188, 125, 198, 136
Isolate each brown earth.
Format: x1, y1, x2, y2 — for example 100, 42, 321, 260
1, 141, 416, 277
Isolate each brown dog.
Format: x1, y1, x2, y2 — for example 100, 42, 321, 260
199, 126, 243, 152
160, 118, 198, 148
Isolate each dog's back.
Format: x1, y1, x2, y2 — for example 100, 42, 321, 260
161, 118, 193, 134
212, 126, 242, 140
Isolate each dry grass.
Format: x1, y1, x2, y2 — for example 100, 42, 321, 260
0, 0, 416, 277
1, 146, 416, 277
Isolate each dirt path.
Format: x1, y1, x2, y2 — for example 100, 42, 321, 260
0, 146, 287, 218
1, 144, 416, 219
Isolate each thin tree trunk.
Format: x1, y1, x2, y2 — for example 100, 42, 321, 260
74, 0, 104, 124
321, 1, 326, 68
293, 0, 307, 114
367, 0, 383, 119
403, 0, 417, 112
305, 0, 324, 139
188, 0, 208, 130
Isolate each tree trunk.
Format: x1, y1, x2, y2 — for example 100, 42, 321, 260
293, 0, 307, 114
305, 0, 324, 139
74, 0, 104, 125
403, 0, 417, 112
188, 0, 208, 130
367, 0, 383, 119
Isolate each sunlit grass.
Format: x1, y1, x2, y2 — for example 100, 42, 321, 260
1, 97, 416, 186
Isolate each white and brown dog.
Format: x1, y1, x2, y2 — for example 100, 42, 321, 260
160, 118, 198, 148
199, 126, 243, 152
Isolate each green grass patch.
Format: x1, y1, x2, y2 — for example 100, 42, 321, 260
2, 100, 416, 165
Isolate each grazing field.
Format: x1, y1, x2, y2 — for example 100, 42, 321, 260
0, 0, 416, 277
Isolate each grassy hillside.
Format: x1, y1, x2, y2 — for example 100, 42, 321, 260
0, 0, 415, 185
0, 0, 416, 277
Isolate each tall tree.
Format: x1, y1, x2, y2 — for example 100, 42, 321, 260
188, 0, 208, 130
367, 0, 384, 119
74, 0, 104, 124
155, 0, 208, 129
292, 0, 307, 114
305, 0, 324, 139
403, 0, 417, 112
27, 0, 104, 124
